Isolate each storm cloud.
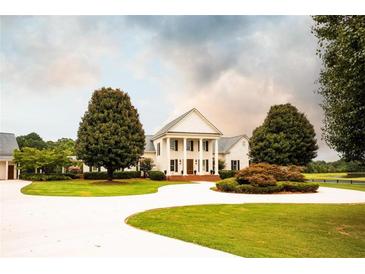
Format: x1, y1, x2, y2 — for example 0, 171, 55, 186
0, 16, 338, 160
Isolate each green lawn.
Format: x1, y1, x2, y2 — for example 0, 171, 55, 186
127, 203, 365, 258
21, 179, 192, 197
319, 182, 365, 192
303, 173, 365, 181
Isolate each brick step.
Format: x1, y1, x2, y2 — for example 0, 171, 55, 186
167, 175, 220, 182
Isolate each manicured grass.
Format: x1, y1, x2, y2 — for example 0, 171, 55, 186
127, 204, 365, 258
318, 183, 365, 192
303, 173, 365, 181
21, 179, 192, 197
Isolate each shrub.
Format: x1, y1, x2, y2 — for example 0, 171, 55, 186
149, 171, 166, 181
246, 174, 277, 187
114, 171, 141, 179
84, 171, 141, 180
235, 184, 284, 194
235, 163, 307, 184
219, 170, 237, 179
280, 182, 319, 193
286, 171, 305, 182
216, 178, 239, 192
63, 172, 82, 179
20, 173, 71, 181
84, 172, 108, 180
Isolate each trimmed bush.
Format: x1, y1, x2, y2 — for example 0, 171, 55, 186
84, 172, 108, 180
236, 163, 288, 184
216, 178, 239, 192
246, 174, 277, 187
149, 171, 166, 181
286, 171, 305, 182
219, 170, 237, 179
84, 171, 141, 180
114, 171, 141, 179
236, 184, 284, 194
20, 173, 71, 181
280, 182, 319, 193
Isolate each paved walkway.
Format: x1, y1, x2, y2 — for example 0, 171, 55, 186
1, 180, 365, 257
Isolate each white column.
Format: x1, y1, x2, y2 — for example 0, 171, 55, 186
209, 139, 213, 173
199, 138, 203, 175
5, 160, 8, 180
166, 137, 170, 176
183, 138, 187, 175
214, 139, 219, 175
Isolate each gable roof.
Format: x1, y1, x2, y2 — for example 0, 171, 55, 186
218, 135, 248, 154
144, 135, 155, 152
0, 133, 19, 156
152, 108, 222, 140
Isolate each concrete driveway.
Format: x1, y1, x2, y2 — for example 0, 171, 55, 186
1, 180, 365, 257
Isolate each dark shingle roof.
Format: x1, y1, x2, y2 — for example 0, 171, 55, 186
145, 135, 155, 152
218, 135, 248, 153
0, 133, 19, 156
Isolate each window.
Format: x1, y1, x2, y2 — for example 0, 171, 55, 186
202, 159, 209, 172
170, 159, 178, 172
231, 160, 240, 171
170, 139, 178, 151
157, 143, 160, 156
203, 140, 209, 151
187, 140, 194, 151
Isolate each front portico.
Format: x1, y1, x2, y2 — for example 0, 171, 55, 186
151, 108, 222, 177
159, 134, 219, 176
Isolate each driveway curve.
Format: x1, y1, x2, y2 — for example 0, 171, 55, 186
1, 180, 365, 257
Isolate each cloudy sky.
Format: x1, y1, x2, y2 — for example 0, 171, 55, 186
0, 16, 339, 161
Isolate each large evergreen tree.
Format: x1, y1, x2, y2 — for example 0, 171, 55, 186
76, 87, 145, 180
249, 103, 318, 166
312, 16, 365, 163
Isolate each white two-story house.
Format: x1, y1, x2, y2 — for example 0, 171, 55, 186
83, 108, 249, 178
142, 108, 249, 177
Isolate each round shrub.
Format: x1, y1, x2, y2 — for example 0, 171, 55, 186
286, 171, 305, 182
216, 178, 238, 192
149, 171, 166, 181
246, 174, 277, 187
218, 170, 237, 179
235, 184, 284, 194
236, 163, 288, 184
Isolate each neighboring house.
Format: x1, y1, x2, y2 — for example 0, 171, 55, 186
82, 108, 249, 176
0, 133, 19, 180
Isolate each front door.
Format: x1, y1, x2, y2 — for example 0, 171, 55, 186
187, 159, 194, 174
8, 165, 14, 179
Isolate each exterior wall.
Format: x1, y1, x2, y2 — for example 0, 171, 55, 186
0, 161, 6, 180
0, 160, 17, 180
223, 137, 249, 170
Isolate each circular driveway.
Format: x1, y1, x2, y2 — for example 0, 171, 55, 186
1, 180, 365, 257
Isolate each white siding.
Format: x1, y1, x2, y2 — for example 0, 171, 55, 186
169, 111, 219, 134
223, 137, 249, 170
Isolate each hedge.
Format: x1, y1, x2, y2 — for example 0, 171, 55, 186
20, 173, 72, 181
216, 178, 319, 194
149, 171, 166, 181
218, 170, 237, 179
83, 171, 141, 180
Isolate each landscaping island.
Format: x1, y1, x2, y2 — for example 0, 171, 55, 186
127, 203, 365, 258
216, 163, 319, 194
21, 179, 192, 197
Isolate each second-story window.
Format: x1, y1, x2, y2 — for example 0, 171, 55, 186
203, 140, 209, 151
186, 140, 194, 151
170, 139, 178, 151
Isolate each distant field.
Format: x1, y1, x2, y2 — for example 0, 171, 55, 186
303, 173, 365, 181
